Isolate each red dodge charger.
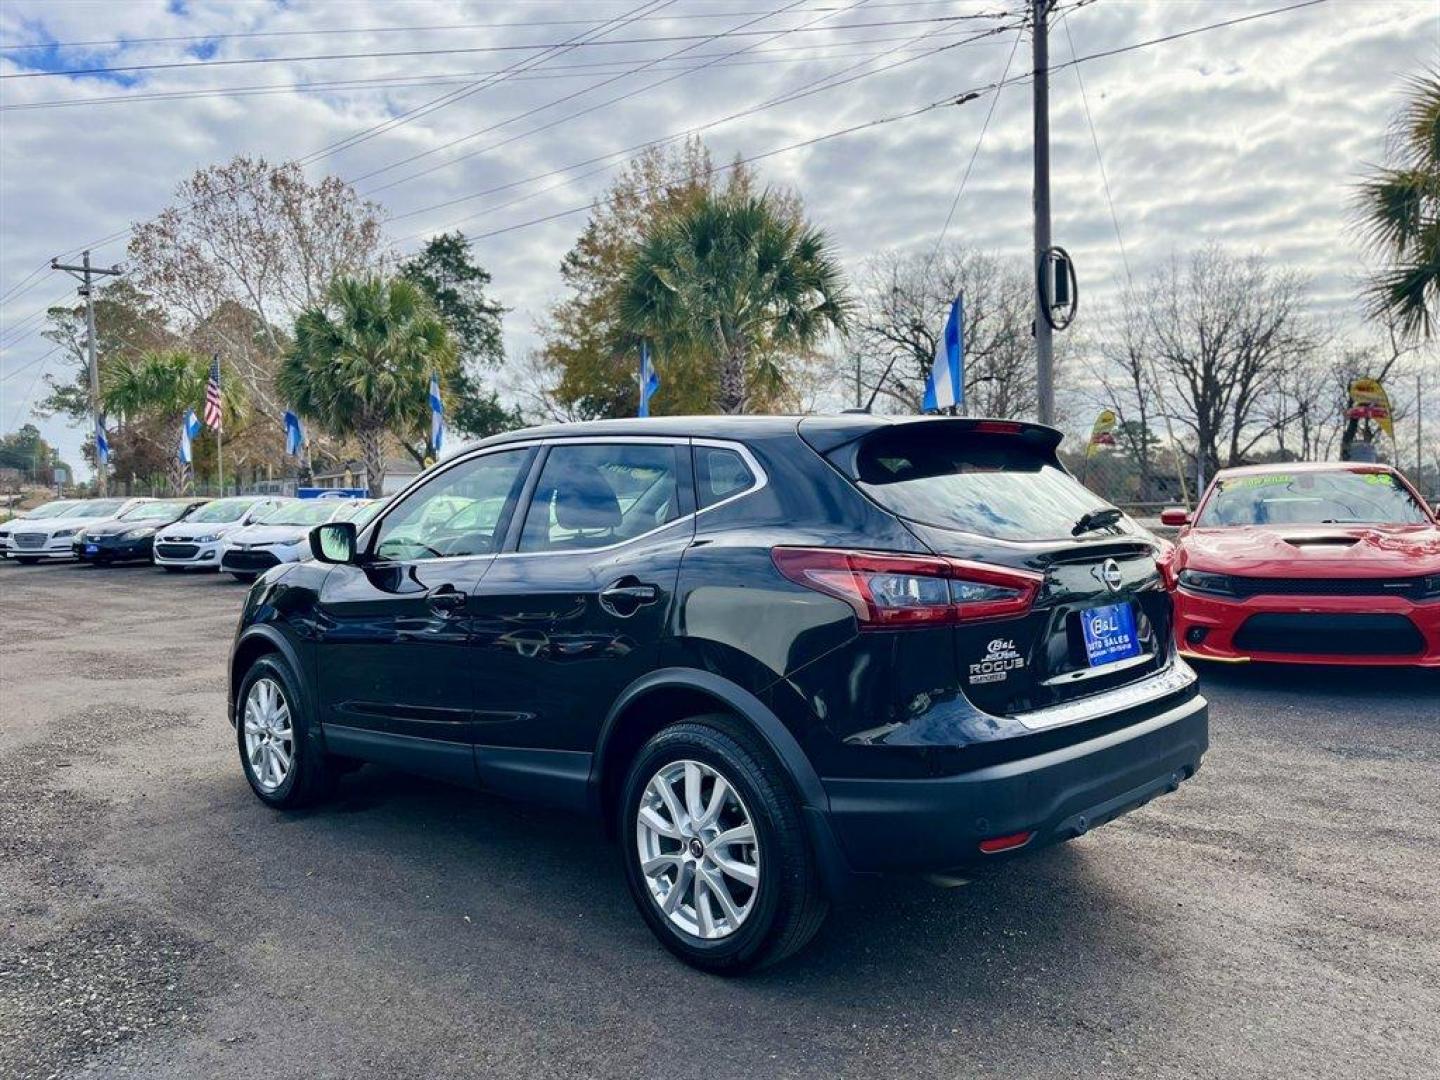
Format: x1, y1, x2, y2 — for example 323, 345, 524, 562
1163, 462, 1440, 667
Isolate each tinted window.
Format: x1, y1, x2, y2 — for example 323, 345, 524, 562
844, 428, 1122, 542
374, 449, 529, 561
24, 501, 78, 519
520, 443, 680, 553
70, 499, 127, 518
121, 501, 194, 522
258, 501, 347, 526
1196, 470, 1429, 526
695, 446, 756, 509
186, 497, 259, 523
330, 500, 374, 522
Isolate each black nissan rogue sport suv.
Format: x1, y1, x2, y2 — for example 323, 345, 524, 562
229, 415, 1207, 972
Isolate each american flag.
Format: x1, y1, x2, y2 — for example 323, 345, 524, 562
204, 354, 223, 432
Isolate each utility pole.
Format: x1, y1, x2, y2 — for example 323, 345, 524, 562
1032, 0, 1055, 426
51, 251, 122, 495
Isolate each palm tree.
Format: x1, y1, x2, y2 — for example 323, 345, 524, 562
278, 275, 456, 496
101, 350, 242, 493
1355, 69, 1439, 339
618, 192, 850, 414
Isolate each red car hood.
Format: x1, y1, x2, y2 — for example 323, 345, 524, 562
1180, 524, 1440, 577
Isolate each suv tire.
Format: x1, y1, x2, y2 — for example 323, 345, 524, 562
236, 655, 331, 809
619, 717, 828, 973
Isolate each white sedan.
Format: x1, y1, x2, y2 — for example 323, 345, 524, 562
219, 498, 372, 582
153, 495, 294, 572
2, 497, 152, 563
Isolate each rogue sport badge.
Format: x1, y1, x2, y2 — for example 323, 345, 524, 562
1094, 558, 1123, 593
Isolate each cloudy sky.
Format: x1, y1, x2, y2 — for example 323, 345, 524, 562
1, 0, 1435, 474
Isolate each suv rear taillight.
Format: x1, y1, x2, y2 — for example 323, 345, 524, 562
771, 547, 1042, 629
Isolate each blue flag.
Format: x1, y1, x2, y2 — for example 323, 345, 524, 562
922, 293, 965, 413
178, 409, 201, 465
638, 341, 659, 418
283, 410, 304, 457
94, 416, 110, 466
429, 371, 445, 457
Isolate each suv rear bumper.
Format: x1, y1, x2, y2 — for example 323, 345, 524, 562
821, 692, 1208, 874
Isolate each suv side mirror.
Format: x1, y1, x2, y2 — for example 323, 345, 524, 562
311, 521, 358, 564
1159, 507, 1191, 527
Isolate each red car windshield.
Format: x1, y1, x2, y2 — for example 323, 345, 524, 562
1196, 470, 1430, 527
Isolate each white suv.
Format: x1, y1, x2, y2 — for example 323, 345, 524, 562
152, 496, 292, 572
4, 497, 152, 563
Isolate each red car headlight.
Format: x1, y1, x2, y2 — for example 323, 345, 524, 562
1177, 569, 1236, 597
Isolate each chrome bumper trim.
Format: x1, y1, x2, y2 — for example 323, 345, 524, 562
1012, 658, 1198, 731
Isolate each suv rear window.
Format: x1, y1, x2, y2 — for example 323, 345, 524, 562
842, 427, 1118, 542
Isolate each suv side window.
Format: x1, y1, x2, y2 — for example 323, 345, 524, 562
373, 449, 530, 561
519, 443, 681, 553
695, 446, 756, 509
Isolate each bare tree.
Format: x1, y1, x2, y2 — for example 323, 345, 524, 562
128, 156, 384, 421
1261, 348, 1338, 462
1333, 307, 1427, 460
1089, 289, 1163, 498
852, 246, 1046, 418
1140, 245, 1322, 476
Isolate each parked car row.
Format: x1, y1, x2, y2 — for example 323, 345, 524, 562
1, 494, 385, 581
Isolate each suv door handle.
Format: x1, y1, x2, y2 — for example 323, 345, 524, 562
599, 578, 659, 617
427, 587, 467, 614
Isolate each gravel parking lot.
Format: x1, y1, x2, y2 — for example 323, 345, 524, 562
1, 559, 1437, 1080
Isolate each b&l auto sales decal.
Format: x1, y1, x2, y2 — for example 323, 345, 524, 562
970, 637, 1025, 684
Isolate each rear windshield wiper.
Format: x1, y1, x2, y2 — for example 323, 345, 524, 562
1071, 507, 1124, 536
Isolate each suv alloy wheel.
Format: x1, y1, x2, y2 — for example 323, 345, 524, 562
619, 719, 828, 974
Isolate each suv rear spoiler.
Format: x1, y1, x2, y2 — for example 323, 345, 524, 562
798, 415, 1063, 457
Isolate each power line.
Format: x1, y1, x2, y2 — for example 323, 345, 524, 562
1, 344, 63, 382
28, 0, 959, 265
30, 1, 672, 263
0, 36, 977, 113
0, 263, 52, 306
927, 23, 1023, 262
4, 345, 60, 430
0, 13, 1024, 80
394, 0, 1334, 250
297, 0, 673, 168
1061, 15, 1127, 280
0, 303, 61, 351
32, 0, 1330, 288
861, 21, 1023, 413
1061, 10, 1190, 503
351, 0, 876, 191
382, 15, 1020, 232
451, 93, 966, 247
381, 23, 1008, 244
0, 2, 1001, 53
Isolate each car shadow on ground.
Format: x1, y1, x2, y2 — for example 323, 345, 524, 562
231, 760, 1167, 1003
1192, 659, 1438, 699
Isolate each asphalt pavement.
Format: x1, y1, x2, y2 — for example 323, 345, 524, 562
1, 559, 1436, 1080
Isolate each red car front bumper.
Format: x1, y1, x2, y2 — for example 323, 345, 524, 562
1174, 589, 1440, 667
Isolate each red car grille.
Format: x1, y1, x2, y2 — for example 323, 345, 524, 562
1227, 576, 1430, 600
1233, 613, 1425, 656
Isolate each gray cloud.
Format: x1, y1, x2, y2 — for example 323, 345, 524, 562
2, 0, 1435, 471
